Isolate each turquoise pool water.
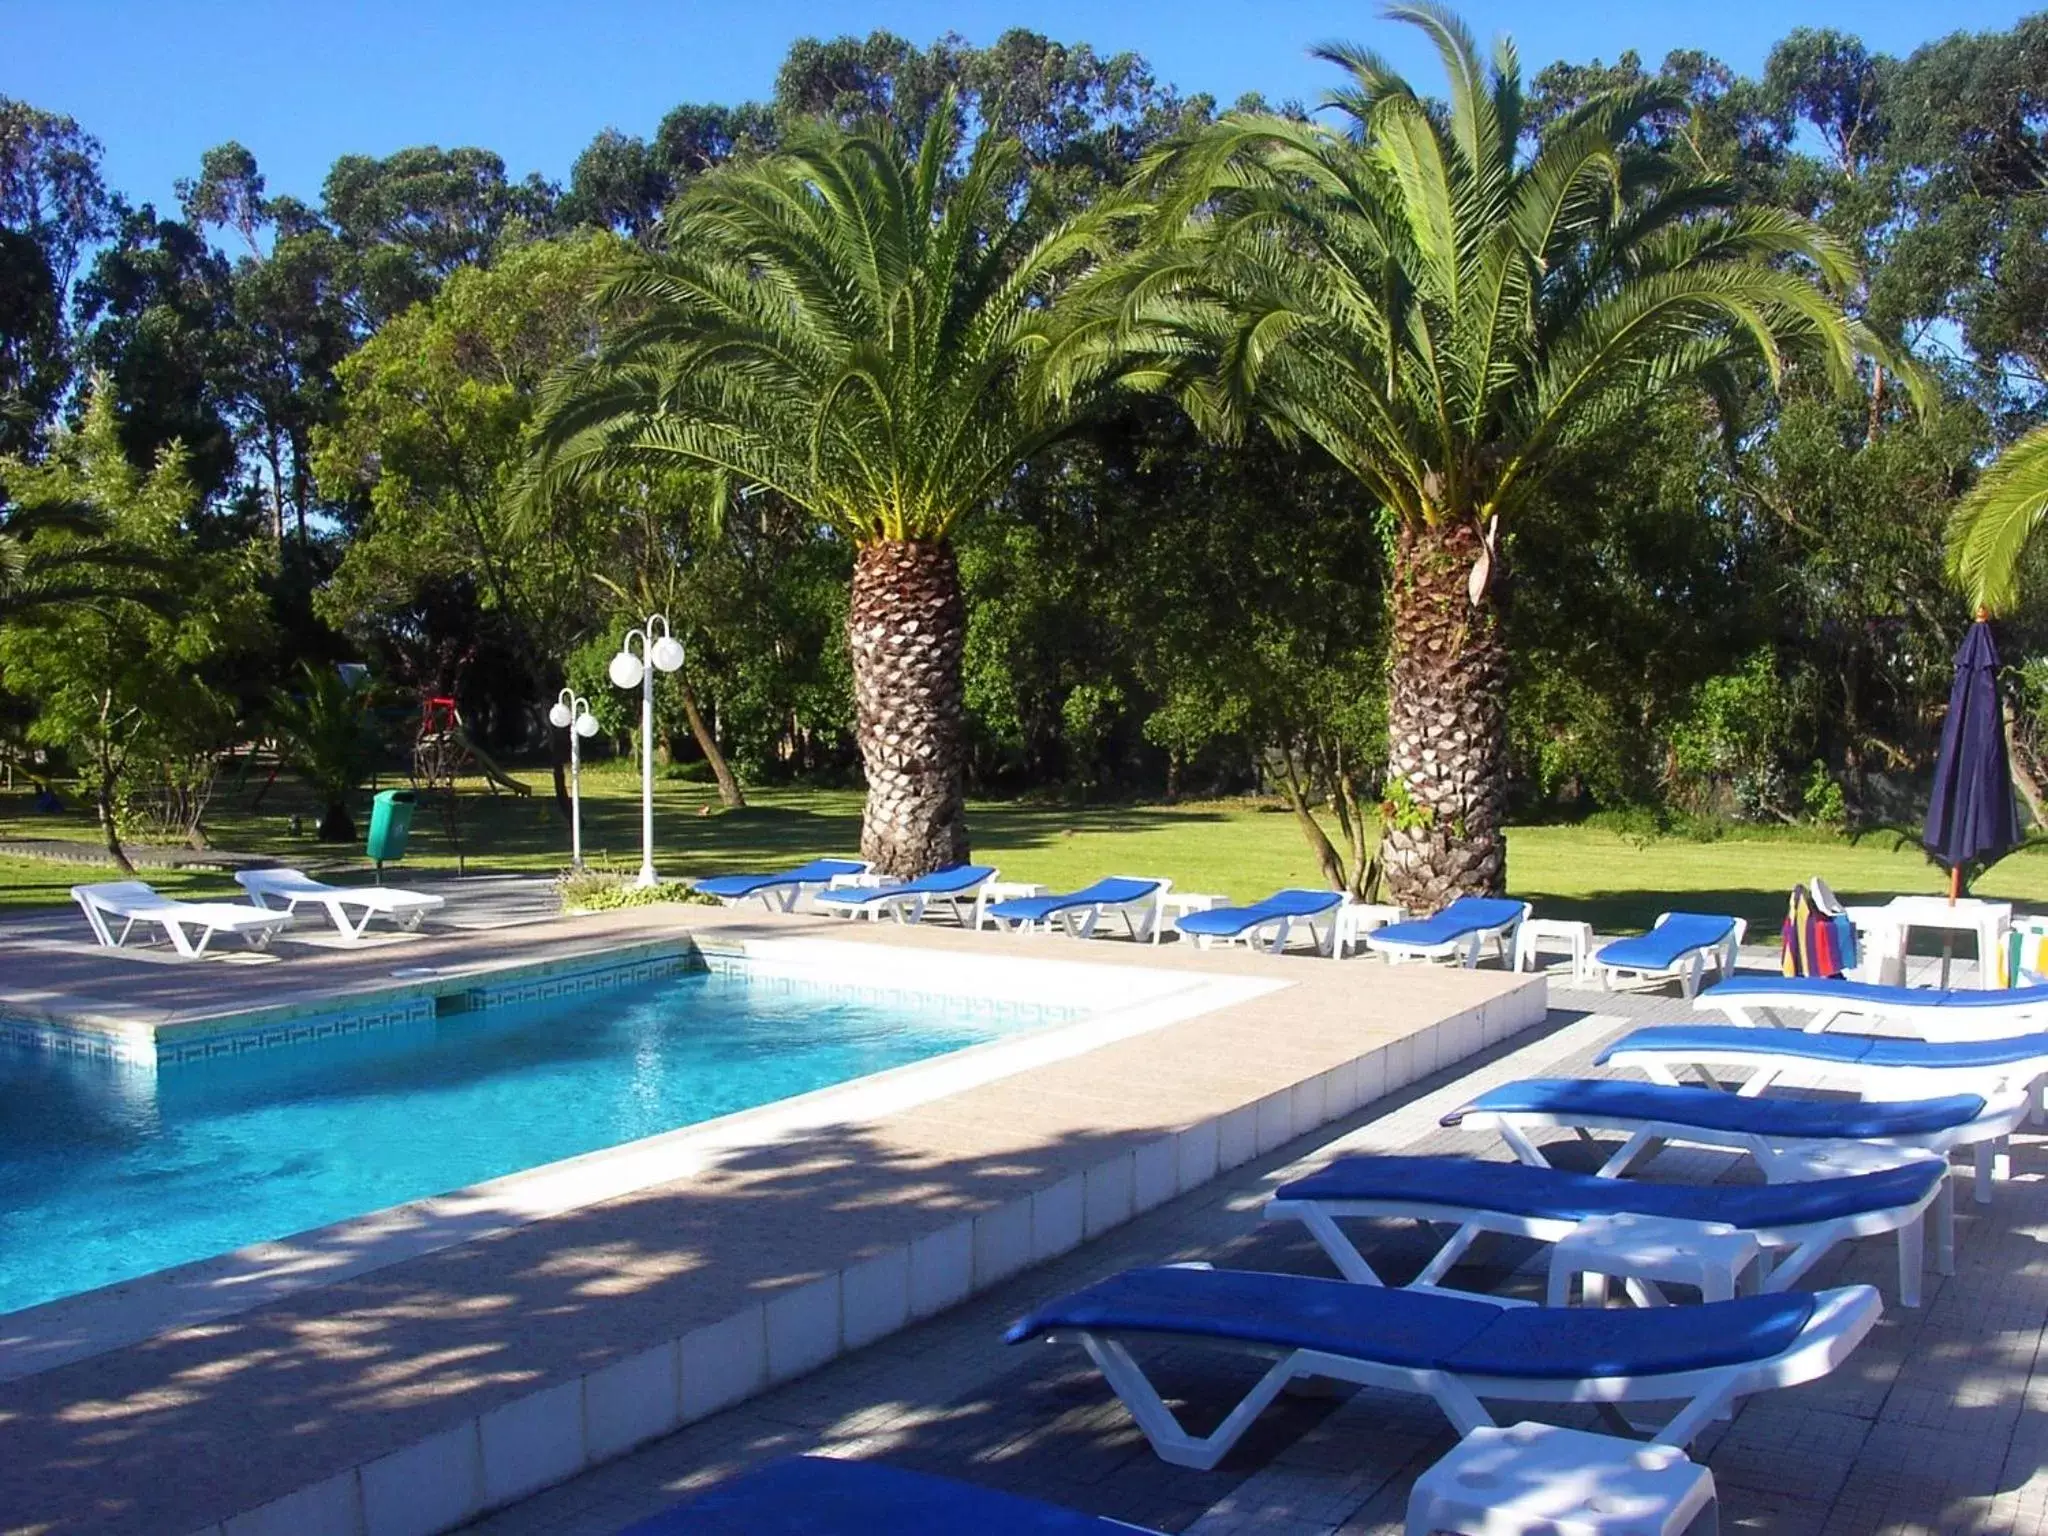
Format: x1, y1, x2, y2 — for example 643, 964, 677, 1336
0, 964, 1066, 1317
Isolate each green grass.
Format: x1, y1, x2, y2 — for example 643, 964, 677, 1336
6, 765, 2048, 932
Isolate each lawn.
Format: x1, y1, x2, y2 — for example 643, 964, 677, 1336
6, 763, 2048, 934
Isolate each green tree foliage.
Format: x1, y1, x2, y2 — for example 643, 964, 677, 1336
312, 232, 618, 725
0, 391, 269, 867
268, 662, 381, 841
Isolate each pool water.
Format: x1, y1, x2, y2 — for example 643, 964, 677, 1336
0, 965, 1065, 1317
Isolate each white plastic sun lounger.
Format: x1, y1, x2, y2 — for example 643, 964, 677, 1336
1005, 1265, 1879, 1468
1696, 976, 2048, 1038
1593, 912, 1746, 999
1364, 896, 1529, 967
692, 858, 871, 912
71, 880, 295, 958
1173, 889, 1346, 956
1443, 1077, 2030, 1209
234, 867, 444, 940
1598, 1024, 2048, 1100
1264, 1152, 1949, 1306
984, 876, 1170, 942
811, 863, 998, 926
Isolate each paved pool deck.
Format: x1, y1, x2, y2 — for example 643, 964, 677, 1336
460, 981, 2048, 1536
0, 903, 1544, 1536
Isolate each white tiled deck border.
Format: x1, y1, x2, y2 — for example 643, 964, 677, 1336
186, 976, 1545, 1536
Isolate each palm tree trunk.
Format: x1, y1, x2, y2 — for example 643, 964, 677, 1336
1380, 519, 1509, 908
848, 538, 969, 876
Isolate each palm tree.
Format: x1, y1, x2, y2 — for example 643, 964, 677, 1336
269, 663, 382, 842
530, 99, 1110, 875
0, 496, 154, 623
1043, 4, 1903, 907
1947, 424, 2048, 615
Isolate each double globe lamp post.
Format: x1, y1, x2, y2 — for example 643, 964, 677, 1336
546, 688, 600, 870
608, 615, 686, 887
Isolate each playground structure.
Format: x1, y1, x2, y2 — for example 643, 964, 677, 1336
411, 696, 532, 875
413, 697, 531, 798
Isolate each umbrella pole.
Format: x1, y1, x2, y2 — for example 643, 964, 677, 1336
1942, 864, 1962, 988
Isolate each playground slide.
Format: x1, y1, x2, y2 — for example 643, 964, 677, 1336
455, 728, 533, 796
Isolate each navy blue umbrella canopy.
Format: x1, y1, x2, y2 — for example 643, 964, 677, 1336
1923, 619, 2022, 881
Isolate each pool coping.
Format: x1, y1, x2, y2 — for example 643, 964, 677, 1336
0, 909, 1547, 1536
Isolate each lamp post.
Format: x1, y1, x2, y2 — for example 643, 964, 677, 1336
609, 615, 686, 886
547, 688, 600, 870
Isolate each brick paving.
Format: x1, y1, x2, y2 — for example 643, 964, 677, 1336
465, 977, 2048, 1536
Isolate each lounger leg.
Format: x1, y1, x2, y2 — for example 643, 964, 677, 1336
1935, 1174, 1956, 1275
1657, 1382, 1741, 1449
163, 920, 203, 958
1411, 1224, 1486, 1289
1897, 1208, 1924, 1307
1082, 1336, 1300, 1471
1292, 1207, 1389, 1286
1595, 1130, 1660, 1179
1975, 1140, 1997, 1205
1496, 1121, 1553, 1169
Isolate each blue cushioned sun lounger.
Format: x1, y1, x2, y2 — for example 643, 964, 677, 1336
1593, 912, 1746, 999
1364, 896, 1528, 968
1264, 1152, 1948, 1305
811, 863, 998, 927
693, 858, 871, 912
617, 1454, 1160, 1535
1005, 1265, 1878, 1468
1697, 975, 2048, 1038
1444, 1076, 2027, 1210
1173, 888, 1345, 956
1599, 1023, 2048, 1090
985, 876, 1169, 942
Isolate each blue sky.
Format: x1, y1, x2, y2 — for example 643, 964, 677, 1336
6, 0, 2037, 214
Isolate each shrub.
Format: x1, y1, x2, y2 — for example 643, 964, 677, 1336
557, 867, 720, 913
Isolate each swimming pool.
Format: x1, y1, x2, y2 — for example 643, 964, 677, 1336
0, 960, 1076, 1318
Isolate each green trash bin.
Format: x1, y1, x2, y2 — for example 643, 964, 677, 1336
366, 789, 416, 873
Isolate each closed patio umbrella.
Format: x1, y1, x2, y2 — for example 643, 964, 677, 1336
1923, 616, 2022, 981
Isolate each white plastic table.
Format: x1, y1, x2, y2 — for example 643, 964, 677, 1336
1159, 892, 1227, 922
1335, 902, 1405, 958
1545, 1211, 1763, 1307
1406, 1420, 1719, 1536
1846, 896, 2012, 990
974, 882, 1049, 929
1514, 918, 1595, 983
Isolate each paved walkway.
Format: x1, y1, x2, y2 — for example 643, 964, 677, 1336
463, 981, 2048, 1536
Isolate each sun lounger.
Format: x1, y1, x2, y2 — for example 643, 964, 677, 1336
692, 857, 871, 912
984, 876, 1170, 942
1593, 912, 1746, 998
1364, 895, 1529, 967
811, 863, 998, 926
618, 1454, 1160, 1535
1697, 975, 2048, 1038
1599, 1023, 2048, 1098
1265, 1152, 1948, 1306
71, 880, 295, 958
1172, 888, 1346, 955
233, 867, 444, 940
1443, 1076, 2029, 1206
1005, 1265, 1879, 1468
